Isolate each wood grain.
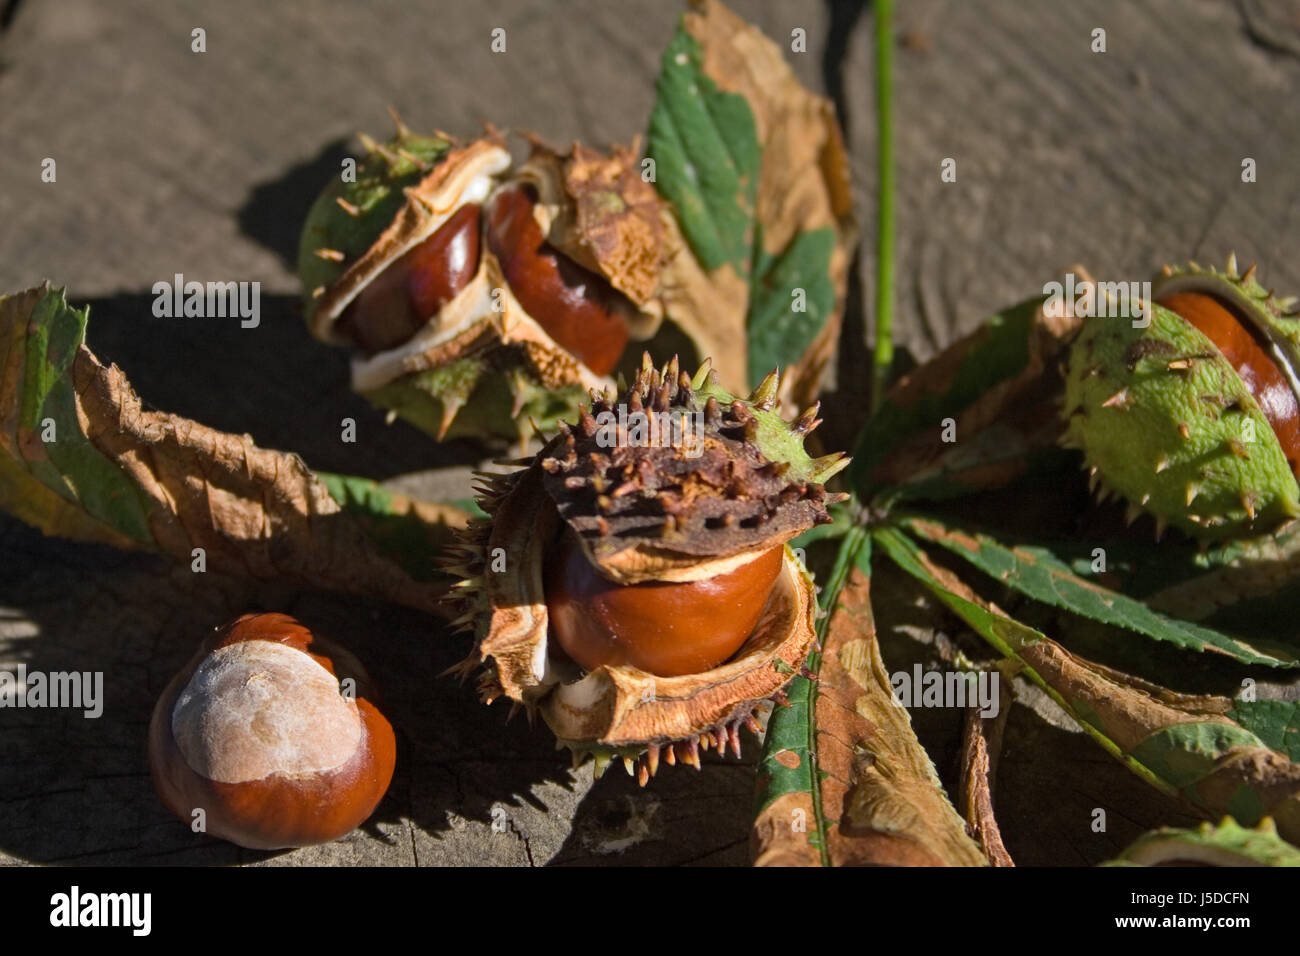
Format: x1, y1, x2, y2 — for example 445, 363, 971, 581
1, 0, 1298, 865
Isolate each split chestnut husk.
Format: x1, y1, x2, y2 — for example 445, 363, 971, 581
443, 356, 849, 783
297, 119, 665, 444
1062, 255, 1300, 541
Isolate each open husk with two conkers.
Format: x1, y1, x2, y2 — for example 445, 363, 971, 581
298, 123, 666, 444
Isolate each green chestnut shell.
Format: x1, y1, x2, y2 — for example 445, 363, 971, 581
1153, 256, 1300, 398
297, 128, 469, 338
1105, 816, 1300, 867
1062, 258, 1300, 541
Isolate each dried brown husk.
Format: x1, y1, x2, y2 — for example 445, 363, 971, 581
447, 465, 817, 779
445, 361, 847, 778
516, 136, 666, 319
537, 360, 843, 585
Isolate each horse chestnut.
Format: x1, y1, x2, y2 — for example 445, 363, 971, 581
1062, 257, 1300, 541
545, 529, 784, 677
148, 613, 396, 850
445, 358, 847, 779
1157, 291, 1300, 478
338, 202, 482, 354
486, 184, 630, 375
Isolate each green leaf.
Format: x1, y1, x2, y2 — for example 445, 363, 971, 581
1036, 532, 1240, 598
872, 525, 1167, 789
1229, 699, 1300, 761
2, 285, 153, 544
0, 285, 454, 617
885, 447, 1077, 505
875, 524, 1300, 840
850, 296, 1042, 498
904, 515, 1300, 668
755, 525, 869, 863
746, 226, 836, 385
646, 23, 759, 274
1129, 723, 1268, 789
930, 519, 1296, 609
874, 526, 1044, 657
316, 472, 467, 583
753, 525, 984, 866
1136, 526, 1300, 634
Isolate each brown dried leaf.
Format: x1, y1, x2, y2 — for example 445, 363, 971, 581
562, 141, 666, 308
752, 567, 988, 866
1, 285, 458, 617
864, 279, 1085, 494
656, 0, 856, 404
888, 533, 1300, 844
958, 670, 1015, 866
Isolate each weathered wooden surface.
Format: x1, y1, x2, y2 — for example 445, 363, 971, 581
1, 0, 1298, 865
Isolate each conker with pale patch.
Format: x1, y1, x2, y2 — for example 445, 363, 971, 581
148, 613, 396, 850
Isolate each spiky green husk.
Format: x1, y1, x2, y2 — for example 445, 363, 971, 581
698, 364, 847, 487
1063, 298, 1300, 541
363, 354, 589, 444
1153, 255, 1300, 382
1104, 816, 1300, 867
296, 130, 453, 328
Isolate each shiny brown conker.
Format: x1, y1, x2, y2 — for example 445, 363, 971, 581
148, 613, 396, 850
485, 184, 630, 376
543, 529, 784, 678
339, 202, 482, 354
1158, 290, 1300, 478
